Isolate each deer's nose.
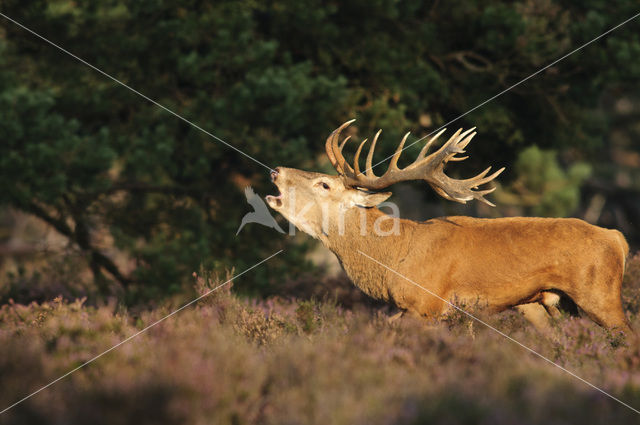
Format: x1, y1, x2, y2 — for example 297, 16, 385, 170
271, 168, 280, 182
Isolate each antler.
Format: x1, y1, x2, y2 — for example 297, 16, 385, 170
325, 120, 505, 206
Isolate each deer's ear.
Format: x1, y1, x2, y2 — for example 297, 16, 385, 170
351, 191, 392, 208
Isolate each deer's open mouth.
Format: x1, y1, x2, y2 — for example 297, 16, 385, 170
265, 187, 283, 208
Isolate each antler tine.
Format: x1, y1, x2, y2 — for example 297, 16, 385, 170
464, 166, 492, 183
325, 119, 356, 175
465, 166, 505, 187
404, 128, 460, 172
388, 132, 410, 171
339, 135, 352, 151
472, 183, 503, 206
417, 128, 447, 160
422, 127, 475, 168
365, 129, 382, 178
456, 128, 476, 150
446, 128, 475, 154
340, 136, 356, 174
472, 188, 499, 207
353, 138, 368, 175
446, 130, 476, 162
422, 128, 462, 165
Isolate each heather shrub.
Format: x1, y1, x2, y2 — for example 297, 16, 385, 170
1, 261, 640, 424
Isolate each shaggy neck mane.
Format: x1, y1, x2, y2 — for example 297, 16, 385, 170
320, 207, 413, 301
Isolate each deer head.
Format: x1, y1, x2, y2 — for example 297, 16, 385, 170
265, 119, 504, 238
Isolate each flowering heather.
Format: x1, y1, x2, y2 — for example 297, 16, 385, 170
0, 256, 640, 425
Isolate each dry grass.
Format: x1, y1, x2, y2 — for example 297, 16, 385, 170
1, 255, 640, 424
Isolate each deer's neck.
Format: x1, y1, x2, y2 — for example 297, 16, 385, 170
319, 207, 412, 301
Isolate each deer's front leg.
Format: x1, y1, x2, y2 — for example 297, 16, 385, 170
515, 303, 553, 331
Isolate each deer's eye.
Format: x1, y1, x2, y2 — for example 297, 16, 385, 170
321, 182, 330, 190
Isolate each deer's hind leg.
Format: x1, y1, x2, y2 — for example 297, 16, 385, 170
569, 258, 633, 335
571, 288, 632, 333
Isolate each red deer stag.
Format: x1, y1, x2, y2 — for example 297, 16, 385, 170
265, 120, 632, 333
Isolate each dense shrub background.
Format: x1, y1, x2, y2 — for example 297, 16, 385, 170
1, 0, 639, 301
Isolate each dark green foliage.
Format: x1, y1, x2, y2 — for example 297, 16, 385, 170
496, 146, 591, 216
1, 1, 639, 300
